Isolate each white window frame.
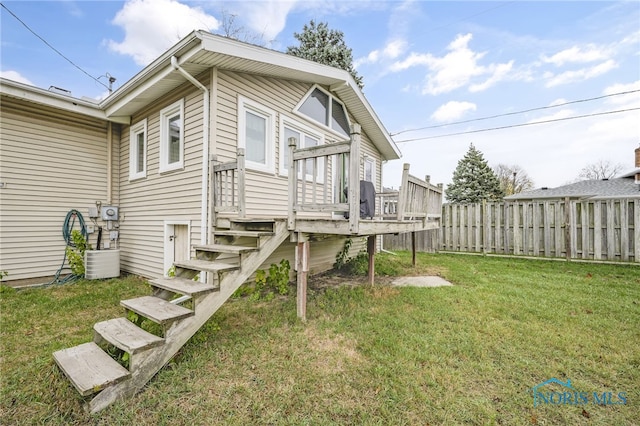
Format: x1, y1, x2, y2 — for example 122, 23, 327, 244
238, 96, 276, 174
159, 99, 184, 173
129, 118, 147, 181
293, 84, 351, 138
364, 156, 376, 184
279, 117, 325, 183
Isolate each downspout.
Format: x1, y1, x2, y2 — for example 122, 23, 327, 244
171, 56, 210, 246
107, 122, 113, 204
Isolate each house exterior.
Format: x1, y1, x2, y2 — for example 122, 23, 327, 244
505, 146, 640, 202
0, 30, 442, 285
3, 31, 446, 410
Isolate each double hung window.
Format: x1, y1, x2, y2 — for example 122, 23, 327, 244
129, 119, 147, 180
159, 100, 184, 172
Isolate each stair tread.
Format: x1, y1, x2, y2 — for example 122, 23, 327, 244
150, 277, 218, 296
53, 342, 130, 396
120, 296, 193, 324
94, 318, 164, 354
229, 218, 277, 223
214, 230, 273, 238
173, 259, 240, 273
193, 243, 258, 254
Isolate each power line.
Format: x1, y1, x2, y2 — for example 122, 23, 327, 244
0, 2, 110, 91
393, 107, 640, 143
391, 90, 640, 136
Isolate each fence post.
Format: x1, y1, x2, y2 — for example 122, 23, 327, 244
564, 197, 571, 261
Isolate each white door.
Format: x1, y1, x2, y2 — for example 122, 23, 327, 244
164, 221, 190, 276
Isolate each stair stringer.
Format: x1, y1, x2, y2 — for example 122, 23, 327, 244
88, 220, 290, 413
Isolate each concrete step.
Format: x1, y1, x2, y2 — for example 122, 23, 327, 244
53, 342, 130, 396
94, 317, 164, 355
120, 296, 193, 325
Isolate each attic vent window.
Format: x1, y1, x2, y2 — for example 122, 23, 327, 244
296, 86, 350, 137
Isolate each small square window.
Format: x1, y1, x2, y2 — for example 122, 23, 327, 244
129, 119, 147, 180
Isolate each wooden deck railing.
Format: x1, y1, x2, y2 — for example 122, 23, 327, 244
213, 125, 443, 235
288, 124, 362, 233
211, 148, 245, 218
396, 164, 443, 223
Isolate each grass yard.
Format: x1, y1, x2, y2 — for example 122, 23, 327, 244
1, 253, 639, 425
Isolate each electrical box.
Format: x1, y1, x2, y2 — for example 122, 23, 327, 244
88, 206, 99, 218
101, 206, 119, 221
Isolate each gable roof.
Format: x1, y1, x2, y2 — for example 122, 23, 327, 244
1, 31, 401, 161
505, 176, 640, 200
101, 31, 401, 160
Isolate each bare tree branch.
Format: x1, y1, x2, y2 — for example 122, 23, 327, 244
577, 160, 625, 180
494, 164, 535, 195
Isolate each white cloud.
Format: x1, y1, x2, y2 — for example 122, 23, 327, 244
390, 33, 513, 95
549, 98, 568, 107
233, 1, 298, 43
469, 61, 514, 92
602, 80, 640, 106
431, 101, 477, 123
0, 70, 33, 85
355, 39, 407, 68
603, 80, 640, 95
107, 0, 219, 66
527, 108, 574, 124
545, 59, 617, 87
541, 44, 609, 66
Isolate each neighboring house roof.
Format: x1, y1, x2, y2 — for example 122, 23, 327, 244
1, 30, 401, 161
505, 176, 640, 200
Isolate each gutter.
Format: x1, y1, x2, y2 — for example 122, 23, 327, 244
171, 56, 210, 247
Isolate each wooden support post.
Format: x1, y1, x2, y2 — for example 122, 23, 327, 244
288, 137, 297, 230
296, 237, 309, 320
237, 148, 246, 218
411, 231, 416, 267
367, 235, 376, 285
348, 124, 361, 234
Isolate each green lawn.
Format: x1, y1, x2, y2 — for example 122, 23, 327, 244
1, 253, 638, 425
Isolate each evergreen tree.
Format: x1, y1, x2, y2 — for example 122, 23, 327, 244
445, 144, 504, 203
286, 20, 364, 89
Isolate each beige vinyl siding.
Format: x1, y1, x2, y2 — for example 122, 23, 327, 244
215, 71, 383, 218
118, 74, 208, 279
0, 96, 110, 282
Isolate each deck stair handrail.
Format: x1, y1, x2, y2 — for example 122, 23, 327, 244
396, 164, 443, 223
288, 124, 362, 233
212, 148, 245, 218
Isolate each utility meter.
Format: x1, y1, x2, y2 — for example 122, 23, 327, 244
101, 206, 119, 221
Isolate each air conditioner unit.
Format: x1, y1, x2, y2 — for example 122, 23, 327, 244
84, 250, 120, 279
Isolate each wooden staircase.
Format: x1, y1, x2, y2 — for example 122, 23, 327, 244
53, 219, 289, 413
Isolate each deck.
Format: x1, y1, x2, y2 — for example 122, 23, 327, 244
212, 124, 443, 238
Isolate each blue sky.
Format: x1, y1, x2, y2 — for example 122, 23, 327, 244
2, 0, 639, 190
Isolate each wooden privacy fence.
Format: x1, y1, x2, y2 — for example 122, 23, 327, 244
441, 199, 640, 263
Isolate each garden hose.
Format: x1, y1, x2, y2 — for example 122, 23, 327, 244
49, 209, 88, 285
